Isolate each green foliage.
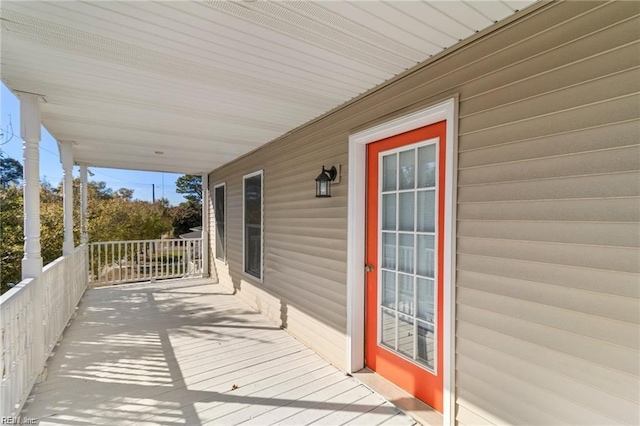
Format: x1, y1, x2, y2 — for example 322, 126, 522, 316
0, 154, 22, 186
171, 199, 202, 237
176, 175, 202, 203
0, 171, 173, 293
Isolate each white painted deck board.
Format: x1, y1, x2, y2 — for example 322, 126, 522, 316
23, 279, 415, 425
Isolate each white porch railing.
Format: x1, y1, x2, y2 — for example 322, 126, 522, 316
0, 245, 87, 417
88, 238, 203, 286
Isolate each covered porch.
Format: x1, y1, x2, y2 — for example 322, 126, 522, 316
22, 278, 414, 425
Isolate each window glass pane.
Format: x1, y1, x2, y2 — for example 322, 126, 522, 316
398, 314, 414, 359
399, 149, 415, 190
418, 144, 436, 188
381, 308, 396, 350
382, 194, 396, 231
382, 233, 396, 270
417, 277, 435, 323
244, 174, 262, 279
398, 192, 414, 232
417, 190, 435, 233
383, 153, 397, 192
214, 186, 225, 261
417, 321, 435, 369
398, 234, 414, 274
382, 271, 396, 309
398, 274, 414, 316
417, 235, 435, 278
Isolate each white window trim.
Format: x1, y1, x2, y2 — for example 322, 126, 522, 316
242, 170, 264, 283
213, 182, 227, 264
346, 97, 458, 424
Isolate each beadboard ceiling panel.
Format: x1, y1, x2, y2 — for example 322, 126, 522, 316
0, 0, 536, 174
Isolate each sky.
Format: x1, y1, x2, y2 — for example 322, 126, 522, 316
0, 83, 186, 206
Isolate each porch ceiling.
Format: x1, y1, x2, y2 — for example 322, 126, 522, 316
1, 1, 535, 175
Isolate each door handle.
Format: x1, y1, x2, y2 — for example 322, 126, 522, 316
365, 264, 374, 273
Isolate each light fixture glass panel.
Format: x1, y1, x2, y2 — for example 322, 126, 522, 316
399, 192, 415, 232
417, 235, 435, 278
418, 144, 437, 188
383, 154, 397, 192
381, 308, 396, 349
382, 271, 396, 309
417, 190, 436, 233
417, 277, 435, 323
417, 320, 435, 369
398, 274, 414, 316
398, 314, 414, 359
382, 194, 396, 231
399, 150, 415, 190
382, 232, 396, 270
398, 234, 414, 274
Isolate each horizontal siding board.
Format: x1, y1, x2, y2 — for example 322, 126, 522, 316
457, 220, 640, 247
457, 286, 639, 347
459, 94, 640, 151
455, 375, 566, 425
458, 171, 640, 202
457, 305, 640, 376
457, 237, 640, 273
457, 269, 640, 324
457, 323, 640, 404
459, 145, 640, 185
457, 340, 640, 424
457, 355, 626, 425
459, 41, 640, 116
460, 66, 640, 133
458, 197, 640, 222
458, 119, 640, 168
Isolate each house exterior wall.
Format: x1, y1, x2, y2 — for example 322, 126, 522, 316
209, 1, 640, 424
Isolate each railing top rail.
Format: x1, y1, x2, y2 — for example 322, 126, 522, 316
89, 238, 202, 245
0, 277, 36, 305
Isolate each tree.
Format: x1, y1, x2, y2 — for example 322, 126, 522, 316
0, 154, 22, 186
176, 175, 202, 203
171, 199, 202, 237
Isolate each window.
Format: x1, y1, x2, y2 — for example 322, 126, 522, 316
243, 171, 263, 280
214, 183, 226, 262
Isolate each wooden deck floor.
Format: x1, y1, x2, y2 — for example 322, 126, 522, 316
24, 279, 416, 425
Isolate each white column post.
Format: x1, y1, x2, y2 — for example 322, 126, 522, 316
60, 141, 74, 256
19, 93, 43, 279
80, 164, 89, 244
201, 173, 209, 277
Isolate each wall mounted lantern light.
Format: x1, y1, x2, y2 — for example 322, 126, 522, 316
315, 165, 337, 198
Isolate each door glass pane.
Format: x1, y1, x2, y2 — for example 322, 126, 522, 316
398, 234, 414, 274
417, 321, 435, 369
399, 150, 415, 190
382, 233, 396, 270
417, 277, 435, 323
381, 308, 396, 350
382, 194, 396, 231
418, 144, 436, 188
398, 192, 414, 232
417, 190, 435, 233
398, 314, 414, 358
382, 271, 396, 309
398, 274, 414, 316
417, 235, 435, 278
383, 154, 397, 192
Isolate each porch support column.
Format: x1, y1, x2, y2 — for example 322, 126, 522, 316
60, 141, 74, 256
80, 164, 89, 244
201, 173, 209, 277
19, 93, 43, 279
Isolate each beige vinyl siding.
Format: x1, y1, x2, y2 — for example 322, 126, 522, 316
210, 1, 640, 423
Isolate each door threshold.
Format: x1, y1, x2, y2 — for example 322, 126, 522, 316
352, 368, 443, 426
